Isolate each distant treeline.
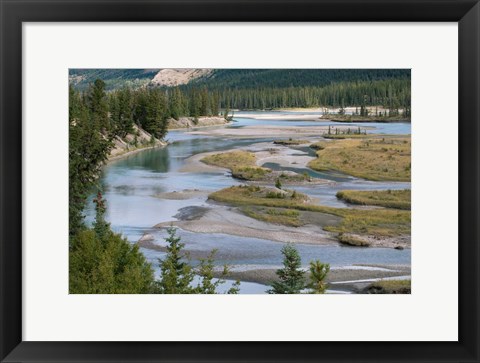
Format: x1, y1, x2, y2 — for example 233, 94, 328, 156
70, 69, 411, 116
204, 79, 411, 113
189, 69, 410, 89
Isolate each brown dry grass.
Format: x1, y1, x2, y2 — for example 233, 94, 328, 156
308, 136, 411, 181
337, 189, 411, 210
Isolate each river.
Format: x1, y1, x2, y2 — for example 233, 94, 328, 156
85, 111, 411, 293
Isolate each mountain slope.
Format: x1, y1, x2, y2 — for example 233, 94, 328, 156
190, 69, 410, 89
69, 68, 410, 91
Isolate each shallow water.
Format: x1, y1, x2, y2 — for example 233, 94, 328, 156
232, 111, 411, 135
85, 112, 411, 293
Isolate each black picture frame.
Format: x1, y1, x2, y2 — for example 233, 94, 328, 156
1, 1, 479, 362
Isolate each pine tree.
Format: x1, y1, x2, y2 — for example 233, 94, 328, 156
156, 227, 194, 294
307, 260, 330, 294
268, 244, 305, 294
69, 196, 154, 294
93, 191, 110, 242
169, 87, 183, 120
69, 85, 112, 236
194, 250, 239, 294
87, 79, 109, 130
115, 87, 134, 137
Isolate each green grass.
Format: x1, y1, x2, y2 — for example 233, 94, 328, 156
241, 207, 302, 227
201, 150, 271, 181
322, 114, 410, 123
201, 150, 311, 183
367, 279, 411, 294
337, 233, 371, 247
308, 136, 411, 181
337, 189, 411, 210
209, 186, 410, 238
273, 139, 310, 146
309, 142, 327, 150
323, 134, 370, 139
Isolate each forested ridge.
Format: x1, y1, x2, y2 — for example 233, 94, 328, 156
70, 69, 411, 116
70, 69, 160, 90
189, 69, 410, 89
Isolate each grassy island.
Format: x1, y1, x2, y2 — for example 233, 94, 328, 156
201, 150, 271, 181
209, 186, 410, 243
308, 135, 411, 181
321, 114, 410, 123
337, 189, 411, 210
273, 139, 310, 146
201, 150, 311, 183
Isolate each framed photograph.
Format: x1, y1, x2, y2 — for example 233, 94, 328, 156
1, 0, 479, 362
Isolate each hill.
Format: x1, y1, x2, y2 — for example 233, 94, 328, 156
69, 68, 410, 91
69, 69, 160, 90
188, 69, 410, 89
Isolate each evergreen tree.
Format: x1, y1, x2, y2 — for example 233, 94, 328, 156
87, 79, 109, 130
69, 85, 112, 236
307, 260, 330, 294
200, 88, 209, 116
155, 227, 194, 294
115, 87, 134, 137
92, 191, 110, 242
69, 229, 155, 294
268, 244, 305, 294
168, 87, 183, 120
69, 198, 154, 294
194, 250, 240, 294
155, 228, 240, 294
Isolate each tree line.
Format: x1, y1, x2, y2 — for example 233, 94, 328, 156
199, 79, 411, 113
189, 69, 410, 89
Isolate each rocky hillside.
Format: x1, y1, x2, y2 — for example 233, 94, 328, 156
168, 116, 229, 130
69, 68, 212, 90
69, 68, 410, 91
150, 69, 212, 87
109, 124, 165, 161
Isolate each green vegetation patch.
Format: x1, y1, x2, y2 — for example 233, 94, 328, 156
273, 139, 310, 146
241, 207, 303, 227
322, 114, 410, 123
209, 186, 410, 238
337, 233, 371, 247
201, 150, 271, 181
323, 134, 371, 139
337, 189, 411, 210
366, 279, 411, 294
308, 136, 411, 181
309, 142, 327, 150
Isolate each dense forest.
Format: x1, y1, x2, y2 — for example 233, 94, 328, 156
70, 69, 411, 115
207, 79, 410, 113
188, 69, 410, 89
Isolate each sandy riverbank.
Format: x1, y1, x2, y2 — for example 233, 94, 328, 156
212, 264, 411, 288
154, 189, 209, 200
189, 124, 371, 138
168, 116, 230, 130
152, 204, 340, 245
236, 113, 324, 121
180, 140, 322, 175
107, 142, 167, 163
